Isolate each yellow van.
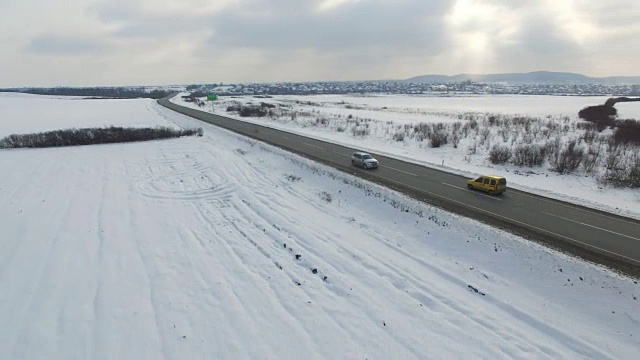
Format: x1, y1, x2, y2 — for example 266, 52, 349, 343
467, 175, 507, 195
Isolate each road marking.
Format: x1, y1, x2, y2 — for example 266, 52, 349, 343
541, 211, 640, 241
380, 165, 418, 176
442, 182, 502, 201
333, 151, 349, 156
282, 136, 290, 140
515, 191, 639, 225
442, 182, 466, 191
303, 142, 324, 150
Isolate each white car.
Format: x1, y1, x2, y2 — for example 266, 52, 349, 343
351, 151, 379, 169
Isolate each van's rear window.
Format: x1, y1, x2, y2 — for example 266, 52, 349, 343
498, 179, 506, 185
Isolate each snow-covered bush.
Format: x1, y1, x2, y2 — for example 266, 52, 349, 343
488, 145, 512, 164
512, 144, 545, 167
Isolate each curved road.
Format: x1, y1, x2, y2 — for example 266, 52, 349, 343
158, 97, 640, 275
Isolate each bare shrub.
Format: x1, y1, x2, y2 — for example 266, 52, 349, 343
512, 144, 545, 167
452, 133, 460, 148
467, 141, 477, 155
239, 105, 268, 117
285, 174, 302, 182
318, 191, 333, 203
429, 130, 448, 148
392, 131, 405, 142
499, 129, 510, 143
468, 118, 478, 130
611, 119, 640, 145
478, 128, 491, 147
351, 126, 370, 137
603, 145, 623, 171
530, 124, 541, 139
414, 123, 431, 142
315, 117, 330, 126
550, 139, 583, 174
488, 145, 512, 164
599, 150, 640, 188
576, 121, 596, 131
581, 129, 597, 144
461, 122, 470, 138
522, 133, 534, 144
582, 145, 600, 174
544, 137, 561, 163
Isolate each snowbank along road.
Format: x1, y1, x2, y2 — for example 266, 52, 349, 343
158, 97, 640, 275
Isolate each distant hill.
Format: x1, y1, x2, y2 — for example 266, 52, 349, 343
405, 71, 640, 85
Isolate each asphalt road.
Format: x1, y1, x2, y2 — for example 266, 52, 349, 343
158, 97, 640, 275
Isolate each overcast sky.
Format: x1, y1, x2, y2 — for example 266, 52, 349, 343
1, 0, 638, 87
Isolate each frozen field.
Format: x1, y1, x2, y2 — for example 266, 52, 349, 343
173, 93, 640, 220
0, 92, 179, 138
0, 94, 638, 359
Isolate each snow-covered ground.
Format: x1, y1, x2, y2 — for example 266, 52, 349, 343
172, 93, 640, 220
1, 93, 639, 359
0, 92, 180, 138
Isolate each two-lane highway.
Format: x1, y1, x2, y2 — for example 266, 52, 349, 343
158, 97, 640, 276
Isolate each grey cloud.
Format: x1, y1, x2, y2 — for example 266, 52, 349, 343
25, 34, 108, 55
512, 15, 581, 53
89, 0, 141, 23
207, 0, 453, 53
112, 15, 210, 38
90, 0, 210, 38
492, 14, 586, 72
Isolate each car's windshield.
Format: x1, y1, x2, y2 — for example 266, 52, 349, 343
362, 154, 372, 159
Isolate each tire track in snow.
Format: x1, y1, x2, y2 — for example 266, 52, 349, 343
91, 157, 108, 357
211, 180, 424, 356
190, 200, 327, 357
192, 197, 392, 358
187, 133, 611, 357
179, 142, 377, 352
180, 144, 366, 354
133, 148, 237, 202
7, 180, 74, 357
224, 164, 594, 357
347, 218, 611, 358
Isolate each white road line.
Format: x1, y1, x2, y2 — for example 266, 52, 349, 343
365, 172, 640, 266
442, 182, 502, 201
380, 165, 418, 176
281, 136, 290, 140
516, 191, 639, 225
541, 211, 640, 241
333, 151, 349, 156
441, 182, 465, 190
303, 142, 324, 150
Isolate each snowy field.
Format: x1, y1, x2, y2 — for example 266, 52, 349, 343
173, 93, 640, 220
0, 94, 639, 359
0, 92, 179, 138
